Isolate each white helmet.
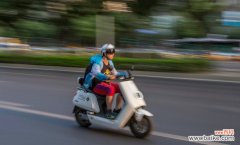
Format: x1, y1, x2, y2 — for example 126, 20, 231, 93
101, 43, 115, 56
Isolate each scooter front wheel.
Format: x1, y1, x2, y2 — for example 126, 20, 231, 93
74, 108, 91, 128
129, 115, 152, 138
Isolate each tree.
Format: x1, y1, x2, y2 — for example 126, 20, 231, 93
127, 0, 159, 16
185, 0, 219, 33
70, 16, 96, 45
0, 0, 34, 27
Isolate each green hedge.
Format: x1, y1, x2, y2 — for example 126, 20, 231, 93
0, 52, 211, 72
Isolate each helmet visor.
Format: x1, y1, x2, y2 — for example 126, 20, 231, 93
106, 49, 115, 54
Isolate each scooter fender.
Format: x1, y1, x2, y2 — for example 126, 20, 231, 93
135, 108, 153, 122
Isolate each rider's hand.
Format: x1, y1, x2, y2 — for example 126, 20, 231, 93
108, 75, 116, 80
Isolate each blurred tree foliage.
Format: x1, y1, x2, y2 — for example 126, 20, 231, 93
70, 16, 96, 45
0, 0, 237, 46
180, 0, 219, 37
127, 0, 159, 16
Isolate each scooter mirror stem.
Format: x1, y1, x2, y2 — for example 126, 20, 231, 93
131, 65, 135, 71
127, 70, 132, 79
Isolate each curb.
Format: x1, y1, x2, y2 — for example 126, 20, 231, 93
1, 63, 240, 83
0, 63, 161, 77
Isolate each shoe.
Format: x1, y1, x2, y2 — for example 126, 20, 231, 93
112, 109, 121, 116
105, 110, 115, 120
113, 109, 121, 113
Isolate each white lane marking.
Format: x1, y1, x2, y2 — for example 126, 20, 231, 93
0, 104, 74, 121
1, 65, 240, 84
0, 71, 59, 78
152, 132, 228, 145
0, 65, 81, 73
1, 69, 240, 85
211, 105, 240, 114
0, 102, 228, 145
135, 74, 240, 84
0, 100, 31, 107
218, 68, 240, 72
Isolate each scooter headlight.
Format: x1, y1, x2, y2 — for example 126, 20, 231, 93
135, 92, 144, 99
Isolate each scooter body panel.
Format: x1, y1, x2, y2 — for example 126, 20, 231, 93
119, 80, 146, 109
72, 88, 100, 113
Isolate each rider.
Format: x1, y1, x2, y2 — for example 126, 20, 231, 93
83, 44, 127, 119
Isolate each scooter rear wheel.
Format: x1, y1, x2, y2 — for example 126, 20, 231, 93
129, 116, 152, 138
74, 108, 91, 128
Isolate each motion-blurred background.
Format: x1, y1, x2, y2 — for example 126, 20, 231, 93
0, 1, 240, 145
1, 0, 240, 71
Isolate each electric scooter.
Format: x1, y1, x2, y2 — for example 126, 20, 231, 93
72, 72, 153, 138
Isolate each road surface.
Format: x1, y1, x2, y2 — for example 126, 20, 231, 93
0, 67, 239, 145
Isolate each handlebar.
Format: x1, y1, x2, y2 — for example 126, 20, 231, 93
117, 76, 134, 81
115, 70, 134, 81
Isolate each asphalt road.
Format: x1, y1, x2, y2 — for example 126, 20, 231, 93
0, 67, 239, 145
213, 61, 240, 71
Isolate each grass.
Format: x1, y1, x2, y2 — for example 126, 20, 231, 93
0, 52, 211, 72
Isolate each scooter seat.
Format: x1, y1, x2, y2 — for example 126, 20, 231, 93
80, 87, 106, 98
95, 94, 106, 99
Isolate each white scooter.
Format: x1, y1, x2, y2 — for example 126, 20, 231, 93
72, 72, 153, 138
